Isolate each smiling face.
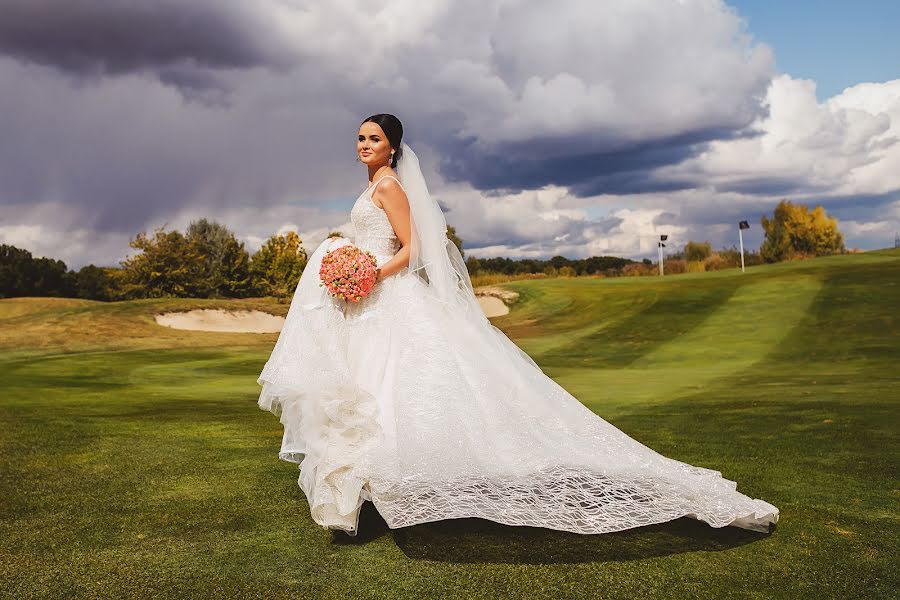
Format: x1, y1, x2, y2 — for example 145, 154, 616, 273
357, 122, 394, 168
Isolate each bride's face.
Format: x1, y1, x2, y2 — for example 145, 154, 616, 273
357, 123, 393, 168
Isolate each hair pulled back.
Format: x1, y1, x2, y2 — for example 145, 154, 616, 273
361, 113, 403, 168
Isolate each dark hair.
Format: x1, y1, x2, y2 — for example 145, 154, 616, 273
361, 113, 403, 168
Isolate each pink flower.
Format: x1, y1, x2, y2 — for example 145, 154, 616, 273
318, 244, 378, 302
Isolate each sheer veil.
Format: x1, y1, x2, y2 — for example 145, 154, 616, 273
396, 142, 482, 318
258, 141, 780, 537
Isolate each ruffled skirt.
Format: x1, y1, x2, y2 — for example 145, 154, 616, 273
257, 238, 779, 536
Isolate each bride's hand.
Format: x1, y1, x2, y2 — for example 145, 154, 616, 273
375, 267, 383, 283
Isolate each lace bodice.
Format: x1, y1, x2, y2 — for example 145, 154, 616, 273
260, 154, 779, 539
350, 175, 403, 265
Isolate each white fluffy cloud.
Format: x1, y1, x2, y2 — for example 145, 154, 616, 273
266, 0, 772, 149
661, 75, 900, 197
455, 73, 900, 260
0, 0, 897, 269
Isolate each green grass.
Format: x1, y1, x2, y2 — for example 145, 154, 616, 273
1, 251, 898, 598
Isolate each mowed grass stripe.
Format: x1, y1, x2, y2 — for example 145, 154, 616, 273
0, 250, 898, 598
540, 275, 822, 407
632, 275, 822, 370
531, 281, 740, 368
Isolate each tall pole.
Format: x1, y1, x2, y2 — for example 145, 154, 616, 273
658, 242, 663, 276
737, 220, 750, 273
657, 234, 667, 276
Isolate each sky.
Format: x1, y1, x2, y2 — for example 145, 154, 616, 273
729, 0, 900, 99
0, 0, 898, 270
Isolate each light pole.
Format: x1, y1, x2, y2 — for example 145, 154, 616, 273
658, 234, 667, 276
738, 221, 749, 273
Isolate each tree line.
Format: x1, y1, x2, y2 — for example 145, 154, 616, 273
1, 219, 309, 301
0, 199, 846, 300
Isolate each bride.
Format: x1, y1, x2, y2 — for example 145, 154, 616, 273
257, 113, 779, 537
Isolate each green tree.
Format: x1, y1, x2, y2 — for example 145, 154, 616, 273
0, 245, 33, 297
75, 265, 113, 301
250, 231, 308, 299
186, 219, 252, 298
32, 257, 74, 297
549, 255, 570, 270
0, 244, 73, 298
761, 200, 845, 262
72, 265, 126, 301
119, 228, 202, 298
104, 268, 129, 301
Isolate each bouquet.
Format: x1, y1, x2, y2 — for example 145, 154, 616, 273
319, 244, 379, 302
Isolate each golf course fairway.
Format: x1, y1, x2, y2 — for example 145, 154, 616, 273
1, 249, 897, 598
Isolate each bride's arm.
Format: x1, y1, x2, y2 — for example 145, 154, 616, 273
372, 177, 411, 281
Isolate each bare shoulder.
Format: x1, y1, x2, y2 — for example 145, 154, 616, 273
373, 172, 408, 209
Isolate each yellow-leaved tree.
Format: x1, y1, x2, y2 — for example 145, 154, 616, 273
249, 231, 309, 299
760, 200, 845, 262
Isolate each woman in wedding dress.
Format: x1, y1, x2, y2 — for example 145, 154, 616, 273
257, 113, 779, 537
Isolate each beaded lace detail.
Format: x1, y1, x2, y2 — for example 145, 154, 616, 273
257, 172, 780, 537
350, 175, 403, 265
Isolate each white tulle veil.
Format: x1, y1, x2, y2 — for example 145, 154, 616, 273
395, 142, 482, 318
258, 142, 780, 538
289, 142, 482, 318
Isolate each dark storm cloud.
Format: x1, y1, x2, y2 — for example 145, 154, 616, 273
1, 1, 895, 269
0, 1, 289, 81
0, 29, 357, 237
713, 176, 827, 196
0, 0, 780, 241
648, 192, 899, 244
673, 191, 900, 233
670, 199, 769, 228
571, 173, 694, 197
810, 191, 900, 217
156, 62, 233, 105
436, 126, 760, 197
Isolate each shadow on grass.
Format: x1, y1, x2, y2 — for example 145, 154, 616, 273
333, 501, 773, 564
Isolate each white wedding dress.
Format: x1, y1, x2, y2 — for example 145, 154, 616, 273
257, 174, 779, 536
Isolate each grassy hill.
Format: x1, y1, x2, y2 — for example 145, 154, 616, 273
1, 250, 898, 598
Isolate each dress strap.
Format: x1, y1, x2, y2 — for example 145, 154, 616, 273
370, 175, 404, 194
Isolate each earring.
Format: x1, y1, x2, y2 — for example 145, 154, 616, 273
356, 155, 361, 162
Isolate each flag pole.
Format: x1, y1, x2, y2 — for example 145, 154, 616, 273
738, 220, 749, 273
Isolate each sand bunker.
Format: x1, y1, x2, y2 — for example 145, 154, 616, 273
156, 290, 516, 331
474, 286, 520, 318
155, 309, 285, 333
476, 296, 509, 318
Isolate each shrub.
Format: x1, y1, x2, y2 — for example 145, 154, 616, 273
663, 258, 686, 274
686, 260, 706, 273
684, 240, 713, 262
622, 263, 653, 277
703, 253, 732, 271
